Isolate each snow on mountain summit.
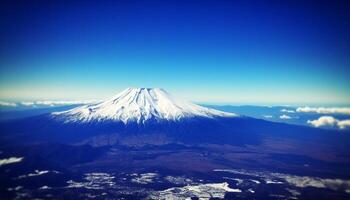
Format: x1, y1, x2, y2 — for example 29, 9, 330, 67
52, 88, 237, 123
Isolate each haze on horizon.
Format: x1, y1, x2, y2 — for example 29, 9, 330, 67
0, 0, 349, 105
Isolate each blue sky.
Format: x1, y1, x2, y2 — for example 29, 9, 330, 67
0, 0, 349, 105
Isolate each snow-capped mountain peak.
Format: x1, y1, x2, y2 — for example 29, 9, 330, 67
52, 88, 237, 123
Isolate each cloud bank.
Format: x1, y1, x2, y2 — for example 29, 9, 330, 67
0, 100, 99, 107
21, 100, 98, 107
307, 116, 350, 130
280, 114, 292, 119
0, 101, 17, 107
297, 107, 350, 115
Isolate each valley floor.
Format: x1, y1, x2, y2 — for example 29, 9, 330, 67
1, 143, 350, 200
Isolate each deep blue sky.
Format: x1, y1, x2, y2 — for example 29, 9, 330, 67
0, 0, 349, 105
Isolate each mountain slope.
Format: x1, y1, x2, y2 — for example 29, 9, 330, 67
52, 88, 236, 124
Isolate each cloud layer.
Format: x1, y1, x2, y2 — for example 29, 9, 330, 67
297, 107, 350, 115
0, 100, 98, 107
0, 101, 17, 107
308, 116, 350, 130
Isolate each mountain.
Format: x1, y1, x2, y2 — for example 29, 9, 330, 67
0, 88, 349, 148
52, 88, 236, 124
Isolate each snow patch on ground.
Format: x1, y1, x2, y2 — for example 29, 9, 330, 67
67, 173, 115, 189
7, 186, 23, 191
272, 173, 350, 190
164, 176, 193, 185
18, 170, 50, 179
131, 173, 158, 184
214, 169, 350, 192
39, 186, 51, 190
286, 188, 301, 199
223, 177, 244, 185
150, 182, 241, 200
250, 179, 261, 184
248, 188, 255, 193
265, 179, 283, 184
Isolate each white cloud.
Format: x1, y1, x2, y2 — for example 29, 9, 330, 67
280, 114, 292, 119
1, 100, 99, 108
0, 101, 17, 107
307, 116, 350, 130
35, 100, 94, 106
20, 102, 35, 106
337, 120, 350, 129
307, 116, 337, 127
263, 115, 273, 118
297, 107, 350, 115
281, 109, 295, 113
0, 157, 23, 166
20, 100, 99, 107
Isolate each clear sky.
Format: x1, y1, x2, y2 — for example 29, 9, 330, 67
0, 0, 349, 105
